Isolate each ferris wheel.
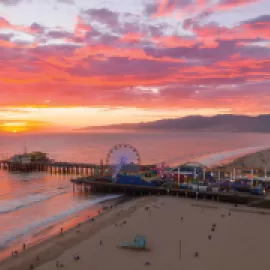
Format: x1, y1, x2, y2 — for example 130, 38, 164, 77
106, 144, 141, 175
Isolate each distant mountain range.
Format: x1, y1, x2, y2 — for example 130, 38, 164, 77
81, 114, 270, 132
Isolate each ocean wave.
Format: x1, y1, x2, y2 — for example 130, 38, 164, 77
0, 194, 121, 248
196, 146, 269, 167
0, 190, 68, 214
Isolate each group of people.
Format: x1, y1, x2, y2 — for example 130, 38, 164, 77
11, 242, 26, 257
11, 250, 19, 257
56, 260, 64, 268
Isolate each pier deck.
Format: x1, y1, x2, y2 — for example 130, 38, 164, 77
71, 179, 264, 205
0, 160, 107, 175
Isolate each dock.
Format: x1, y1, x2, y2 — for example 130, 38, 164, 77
71, 178, 264, 205
0, 160, 109, 175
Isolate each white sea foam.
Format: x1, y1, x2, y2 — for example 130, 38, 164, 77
195, 146, 270, 167
0, 190, 68, 214
0, 194, 121, 248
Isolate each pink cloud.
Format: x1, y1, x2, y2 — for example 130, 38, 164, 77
74, 16, 92, 38
0, 8, 269, 114
215, 0, 262, 10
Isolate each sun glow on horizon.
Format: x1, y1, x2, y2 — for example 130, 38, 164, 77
0, 106, 237, 133
0, 120, 50, 133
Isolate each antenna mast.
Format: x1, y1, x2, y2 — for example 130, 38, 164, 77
24, 143, 28, 154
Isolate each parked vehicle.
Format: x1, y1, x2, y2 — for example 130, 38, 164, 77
212, 180, 231, 192
189, 183, 210, 192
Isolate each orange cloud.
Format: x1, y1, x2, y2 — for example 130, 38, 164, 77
72, 44, 186, 64
194, 21, 270, 43
153, 0, 176, 17
121, 32, 142, 43
215, 0, 262, 11
0, 7, 270, 124
152, 36, 196, 48
74, 16, 92, 37
0, 17, 36, 34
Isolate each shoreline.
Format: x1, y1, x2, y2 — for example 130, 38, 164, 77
0, 195, 152, 270
0, 195, 130, 266
2, 195, 270, 270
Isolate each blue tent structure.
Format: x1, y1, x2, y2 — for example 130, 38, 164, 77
119, 235, 147, 250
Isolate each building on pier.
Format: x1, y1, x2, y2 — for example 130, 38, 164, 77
3, 151, 51, 172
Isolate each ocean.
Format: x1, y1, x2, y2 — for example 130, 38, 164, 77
0, 131, 270, 260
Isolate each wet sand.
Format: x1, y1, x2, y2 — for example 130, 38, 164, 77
1, 196, 270, 270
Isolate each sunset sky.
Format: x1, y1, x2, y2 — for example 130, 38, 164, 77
0, 0, 269, 132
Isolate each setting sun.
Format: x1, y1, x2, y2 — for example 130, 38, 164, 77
0, 120, 49, 133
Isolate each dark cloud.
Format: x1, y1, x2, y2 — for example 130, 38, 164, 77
68, 56, 181, 77
144, 0, 193, 16
46, 30, 72, 39
0, 33, 13, 41
57, 0, 74, 4
144, 2, 158, 16
29, 44, 79, 60
0, 0, 22, 6
183, 9, 214, 30
83, 8, 119, 28
30, 23, 46, 33
145, 39, 270, 65
242, 14, 270, 24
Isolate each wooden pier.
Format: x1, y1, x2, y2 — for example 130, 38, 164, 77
0, 160, 111, 175
71, 178, 264, 205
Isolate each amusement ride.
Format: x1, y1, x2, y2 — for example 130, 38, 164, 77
106, 143, 141, 177
103, 143, 269, 195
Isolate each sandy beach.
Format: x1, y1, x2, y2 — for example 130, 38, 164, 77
1, 195, 270, 270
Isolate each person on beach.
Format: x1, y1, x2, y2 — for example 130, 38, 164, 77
60, 228, 64, 236
23, 243, 26, 251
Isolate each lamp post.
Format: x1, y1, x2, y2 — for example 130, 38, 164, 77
178, 167, 180, 187
251, 168, 254, 187
193, 167, 196, 181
